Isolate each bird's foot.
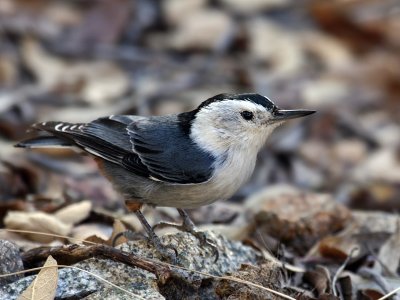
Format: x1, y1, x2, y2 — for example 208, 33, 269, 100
186, 228, 219, 262
147, 232, 178, 264
153, 209, 219, 261
133, 210, 178, 263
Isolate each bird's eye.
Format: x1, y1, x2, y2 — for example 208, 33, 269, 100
241, 111, 254, 121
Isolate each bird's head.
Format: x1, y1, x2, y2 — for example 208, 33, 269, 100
179, 93, 315, 156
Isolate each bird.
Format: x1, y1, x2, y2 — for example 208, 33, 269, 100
16, 93, 315, 261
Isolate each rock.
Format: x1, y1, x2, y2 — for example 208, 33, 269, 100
0, 232, 260, 300
220, 0, 291, 14
245, 185, 351, 254
0, 240, 24, 286
215, 261, 285, 299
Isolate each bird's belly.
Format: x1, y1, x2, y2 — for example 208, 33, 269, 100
147, 154, 257, 208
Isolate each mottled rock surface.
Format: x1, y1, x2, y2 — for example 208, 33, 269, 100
0, 231, 260, 300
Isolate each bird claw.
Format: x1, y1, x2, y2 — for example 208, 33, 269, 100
152, 222, 219, 261
188, 229, 219, 262
152, 241, 178, 264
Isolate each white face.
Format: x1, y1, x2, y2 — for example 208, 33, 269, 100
190, 99, 283, 156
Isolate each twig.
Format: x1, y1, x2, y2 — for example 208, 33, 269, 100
379, 286, 400, 300
21, 244, 171, 282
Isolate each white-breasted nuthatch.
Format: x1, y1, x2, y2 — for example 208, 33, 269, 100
16, 93, 315, 261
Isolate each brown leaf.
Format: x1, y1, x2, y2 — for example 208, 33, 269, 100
107, 219, 128, 246
303, 265, 332, 296
318, 236, 357, 262
70, 223, 110, 244
18, 255, 58, 300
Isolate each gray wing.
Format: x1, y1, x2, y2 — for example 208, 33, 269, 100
24, 115, 215, 184
126, 116, 215, 184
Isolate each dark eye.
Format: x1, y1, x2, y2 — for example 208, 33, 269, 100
241, 111, 254, 121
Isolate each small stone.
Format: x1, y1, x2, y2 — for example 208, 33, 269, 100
215, 261, 285, 299
245, 185, 351, 254
0, 240, 24, 286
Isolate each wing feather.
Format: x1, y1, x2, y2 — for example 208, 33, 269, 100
30, 115, 215, 184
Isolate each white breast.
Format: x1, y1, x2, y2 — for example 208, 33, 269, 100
207, 148, 258, 200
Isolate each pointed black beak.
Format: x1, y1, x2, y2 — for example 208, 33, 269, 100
272, 109, 316, 122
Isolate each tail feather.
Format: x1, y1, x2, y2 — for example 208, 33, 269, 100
15, 136, 73, 148
15, 121, 83, 148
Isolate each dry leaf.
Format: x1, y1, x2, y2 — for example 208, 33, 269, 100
4, 211, 72, 243
82, 219, 128, 246
169, 9, 234, 51
107, 219, 128, 246
375, 220, 400, 275
318, 235, 359, 262
18, 255, 58, 300
70, 223, 111, 244
22, 37, 129, 105
54, 200, 92, 225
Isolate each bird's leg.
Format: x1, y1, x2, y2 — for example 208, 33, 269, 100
153, 208, 219, 260
124, 200, 177, 263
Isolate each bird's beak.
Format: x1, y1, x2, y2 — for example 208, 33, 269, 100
272, 109, 316, 122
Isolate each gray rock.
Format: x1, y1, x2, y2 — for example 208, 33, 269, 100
0, 240, 24, 286
0, 231, 260, 299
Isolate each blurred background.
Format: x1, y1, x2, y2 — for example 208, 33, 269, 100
0, 0, 400, 220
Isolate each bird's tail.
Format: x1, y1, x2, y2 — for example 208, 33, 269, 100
15, 136, 73, 148
15, 121, 79, 148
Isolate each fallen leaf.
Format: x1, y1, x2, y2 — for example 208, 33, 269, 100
303, 265, 332, 296
4, 211, 72, 243
374, 219, 400, 275
54, 200, 92, 225
22, 37, 130, 105
169, 9, 234, 51
70, 223, 111, 244
79, 219, 127, 246
18, 255, 58, 300
107, 219, 128, 246
317, 235, 359, 262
